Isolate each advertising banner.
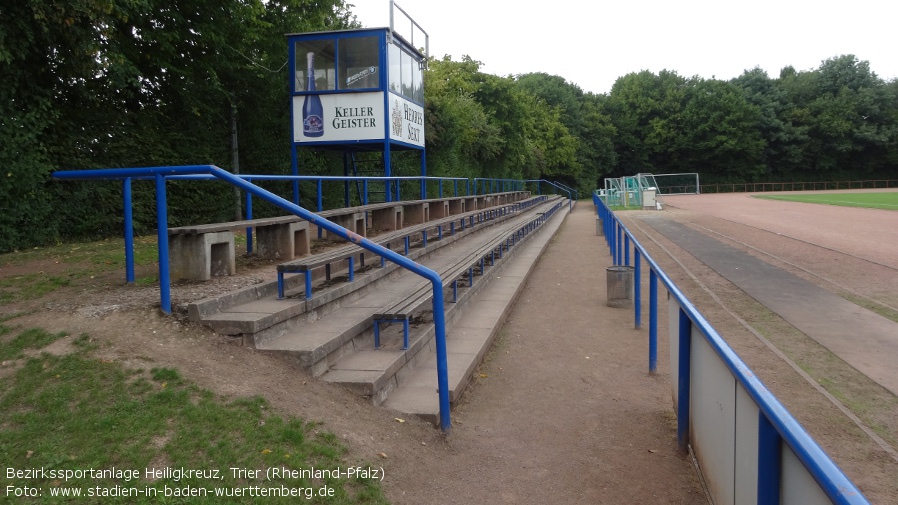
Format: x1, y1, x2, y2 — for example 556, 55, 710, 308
388, 94, 425, 148
293, 92, 385, 143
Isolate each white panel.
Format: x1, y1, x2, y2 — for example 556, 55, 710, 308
293, 92, 385, 143
669, 294, 680, 407
691, 328, 737, 505
735, 385, 759, 505
781, 447, 830, 504
387, 94, 425, 147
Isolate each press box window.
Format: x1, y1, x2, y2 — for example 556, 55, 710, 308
294, 40, 336, 92
339, 36, 379, 89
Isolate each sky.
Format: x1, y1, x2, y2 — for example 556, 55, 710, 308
347, 0, 896, 94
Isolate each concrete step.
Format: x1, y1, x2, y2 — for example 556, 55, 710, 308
188, 197, 558, 340
383, 201, 572, 424
319, 200, 572, 420
258, 198, 567, 389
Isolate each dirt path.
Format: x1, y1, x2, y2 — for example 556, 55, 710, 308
413, 203, 705, 504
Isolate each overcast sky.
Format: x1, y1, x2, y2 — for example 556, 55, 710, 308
347, 0, 896, 94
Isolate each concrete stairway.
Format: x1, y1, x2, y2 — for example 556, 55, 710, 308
187, 196, 571, 422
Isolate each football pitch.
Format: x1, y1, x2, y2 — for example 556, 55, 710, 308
754, 191, 898, 210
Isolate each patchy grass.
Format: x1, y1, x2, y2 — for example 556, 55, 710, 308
754, 192, 898, 210
0, 326, 389, 504
0, 236, 159, 268
0, 327, 68, 361
0, 237, 159, 305
841, 293, 898, 324
0, 273, 72, 304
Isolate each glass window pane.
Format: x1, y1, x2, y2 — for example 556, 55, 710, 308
339, 36, 379, 90
413, 60, 423, 103
294, 40, 336, 91
389, 43, 401, 94
401, 49, 413, 98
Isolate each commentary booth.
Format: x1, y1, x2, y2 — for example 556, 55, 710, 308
287, 2, 428, 204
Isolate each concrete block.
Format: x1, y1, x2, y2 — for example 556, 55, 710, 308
370, 205, 403, 232
428, 200, 450, 219
448, 198, 464, 215
255, 220, 310, 260
320, 212, 366, 240
169, 231, 235, 281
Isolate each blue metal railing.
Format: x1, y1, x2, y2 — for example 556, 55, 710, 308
168, 174, 472, 210
167, 174, 476, 253
53, 165, 453, 432
593, 192, 869, 504
524, 179, 576, 211
473, 178, 526, 195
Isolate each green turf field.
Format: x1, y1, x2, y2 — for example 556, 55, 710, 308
754, 192, 898, 210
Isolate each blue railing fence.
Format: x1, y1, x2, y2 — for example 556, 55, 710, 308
53, 165, 456, 431
168, 174, 473, 254
525, 179, 577, 211
593, 192, 869, 505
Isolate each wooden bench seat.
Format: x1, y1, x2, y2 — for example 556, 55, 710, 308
274, 196, 547, 300
167, 191, 534, 281
371, 198, 563, 349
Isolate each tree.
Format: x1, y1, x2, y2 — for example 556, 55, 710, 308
731, 67, 808, 179
676, 78, 765, 181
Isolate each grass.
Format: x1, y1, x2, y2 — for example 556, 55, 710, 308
0, 326, 389, 504
753, 191, 898, 210
1, 236, 160, 268
0, 236, 160, 306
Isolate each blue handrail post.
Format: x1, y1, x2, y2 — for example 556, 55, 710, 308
634, 249, 641, 328
155, 173, 172, 314
291, 146, 299, 205
363, 179, 369, 205
677, 308, 692, 453
616, 223, 623, 265
431, 283, 452, 431
649, 269, 658, 373
246, 189, 254, 254
316, 180, 323, 212
757, 412, 783, 505
123, 178, 135, 284
624, 234, 631, 266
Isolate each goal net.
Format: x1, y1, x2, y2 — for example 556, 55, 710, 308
650, 173, 700, 195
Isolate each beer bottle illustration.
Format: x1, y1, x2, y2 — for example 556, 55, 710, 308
302, 52, 324, 137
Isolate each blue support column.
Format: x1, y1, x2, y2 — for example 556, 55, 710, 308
649, 269, 658, 374
677, 308, 692, 452
245, 190, 254, 254
316, 179, 323, 211
757, 413, 782, 505
123, 178, 135, 284
431, 281, 452, 431
634, 248, 641, 328
625, 234, 631, 266
155, 174, 171, 314
291, 145, 299, 204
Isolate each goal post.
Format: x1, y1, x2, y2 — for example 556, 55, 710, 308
651, 173, 700, 195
